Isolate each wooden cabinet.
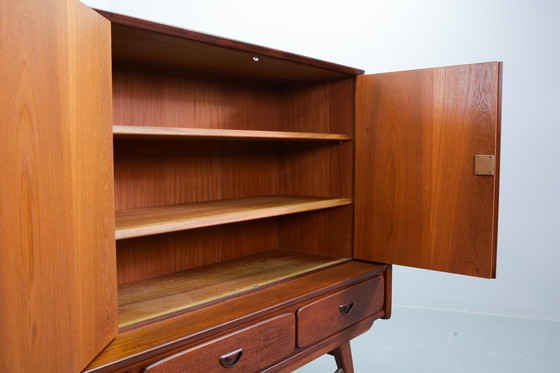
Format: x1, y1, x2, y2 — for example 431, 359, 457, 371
0, 0, 501, 372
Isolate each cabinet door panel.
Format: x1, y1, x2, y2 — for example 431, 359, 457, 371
0, 0, 117, 371
355, 63, 501, 278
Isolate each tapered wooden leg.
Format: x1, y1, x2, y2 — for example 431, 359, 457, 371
329, 342, 354, 373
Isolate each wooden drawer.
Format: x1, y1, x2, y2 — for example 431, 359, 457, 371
296, 276, 384, 347
143, 314, 295, 373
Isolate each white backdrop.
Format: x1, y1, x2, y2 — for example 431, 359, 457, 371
84, 0, 560, 321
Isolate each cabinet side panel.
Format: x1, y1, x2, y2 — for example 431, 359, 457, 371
0, 0, 117, 371
279, 79, 355, 257
355, 63, 500, 278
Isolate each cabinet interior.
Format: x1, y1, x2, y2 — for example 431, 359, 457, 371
110, 22, 358, 328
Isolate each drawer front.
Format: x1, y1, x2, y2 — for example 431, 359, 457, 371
143, 314, 295, 373
296, 276, 384, 347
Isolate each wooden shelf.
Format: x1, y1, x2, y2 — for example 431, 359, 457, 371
113, 125, 351, 141
116, 195, 352, 240
118, 249, 349, 328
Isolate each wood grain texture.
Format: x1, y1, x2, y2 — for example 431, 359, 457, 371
261, 313, 382, 373
113, 63, 281, 131
118, 250, 347, 327
85, 261, 386, 372
381, 264, 393, 319
279, 79, 355, 135
113, 139, 281, 210
116, 196, 351, 240
96, 10, 362, 82
116, 219, 280, 284
112, 64, 356, 134
355, 62, 501, 278
279, 79, 355, 258
143, 314, 295, 373
330, 342, 354, 373
113, 125, 351, 141
280, 207, 354, 258
0, 0, 117, 371
112, 68, 356, 285
296, 277, 385, 348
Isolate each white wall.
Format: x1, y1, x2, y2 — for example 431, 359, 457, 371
84, 0, 560, 321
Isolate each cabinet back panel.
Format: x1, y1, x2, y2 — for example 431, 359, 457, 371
280, 142, 353, 198
114, 139, 281, 210
113, 64, 355, 134
116, 220, 279, 284
113, 63, 281, 131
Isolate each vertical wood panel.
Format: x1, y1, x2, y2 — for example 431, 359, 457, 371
112, 63, 281, 130
280, 207, 354, 258
116, 220, 280, 284
0, 0, 117, 371
355, 63, 501, 278
114, 139, 281, 210
279, 79, 355, 257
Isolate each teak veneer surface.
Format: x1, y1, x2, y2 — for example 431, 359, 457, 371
85, 260, 386, 372
96, 10, 363, 82
112, 63, 282, 132
262, 314, 380, 373
118, 249, 348, 327
330, 342, 355, 373
111, 64, 355, 134
0, 0, 117, 371
113, 139, 282, 210
116, 195, 352, 240
297, 277, 385, 348
355, 63, 501, 278
115, 219, 281, 284
113, 125, 351, 141
143, 314, 295, 373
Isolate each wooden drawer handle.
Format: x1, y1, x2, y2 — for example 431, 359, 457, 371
339, 302, 354, 315
219, 348, 244, 368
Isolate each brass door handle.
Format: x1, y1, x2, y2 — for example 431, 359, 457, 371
219, 348, 243, 368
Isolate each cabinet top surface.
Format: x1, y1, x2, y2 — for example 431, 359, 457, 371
95, 9, 363, 82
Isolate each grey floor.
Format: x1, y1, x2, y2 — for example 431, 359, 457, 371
295, 306, 560, 372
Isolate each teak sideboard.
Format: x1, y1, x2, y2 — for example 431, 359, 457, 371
0, 1, 502, 372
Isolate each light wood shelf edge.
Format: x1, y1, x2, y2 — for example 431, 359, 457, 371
113, 125, 352, 141
116, 195, 352, 240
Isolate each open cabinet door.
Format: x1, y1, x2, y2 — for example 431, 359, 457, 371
355, 63, 501, 278
0, 0, 117, 371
